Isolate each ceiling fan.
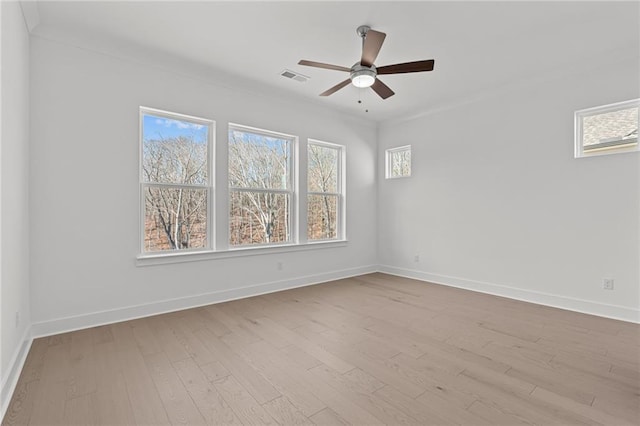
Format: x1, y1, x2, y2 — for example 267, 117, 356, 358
298, 25, 435, 100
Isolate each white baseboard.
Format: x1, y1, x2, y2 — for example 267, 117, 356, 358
31, 265, 378, 338
1, 326, 33, 422
378, 265, 640, 324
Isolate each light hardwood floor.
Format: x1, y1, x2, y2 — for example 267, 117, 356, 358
3, 273, 639, 425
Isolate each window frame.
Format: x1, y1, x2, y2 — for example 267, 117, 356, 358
139, 107, 215, 255
307, 139, 346, 242
574, 98, 639, 158
227, 123, 298, 249
386, 145, 412, 179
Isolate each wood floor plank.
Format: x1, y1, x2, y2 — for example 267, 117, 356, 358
194, 306, 233, 337
297, 327, 425, 398
66, 328, 97, 399
384, 352, 477, 408
27, 343, 71, 425
15, 338, 47, 384
416, 387, 493, 425
1, 379, 38, 426
90, 325, 114, 344
319, 328, 401, 360
467, 399, 533, 425
279, 344, 323, 370
213, 374, 277, 425
172, 357, 242, 425
63, 393, 97, 426
165, 314, 218, 366
206, 305, 263, 346
193, 327, 282, 404
459, 364, 537, 397
262, 396, 313, 425
531, 386, 637, 426
299, 370, 385, 425
130, 318, 162, 356
5, 273, 639, 426
308, 364, 418, 425
46, 332, 72, 347
146, 315, 191, 363
256, 317, 356, 374
308, 407, 349, 425
143, 351, 207, 425
91, 341, 136, 425
373, 385, 456, 425
110, 322, 170, 425
342, 368, 385, 394
231, 340, 326, 417
369, 319, 511, 373
199, 359, 232, 382
455, 369, 601, 425
591, 392, 640, 424
257, 338, 385, 425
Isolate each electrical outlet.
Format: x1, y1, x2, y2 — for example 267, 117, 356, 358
15, 311, 20, 328
603, 278, 614, 290
277, 262, 283, 271
414, 254, 420, 262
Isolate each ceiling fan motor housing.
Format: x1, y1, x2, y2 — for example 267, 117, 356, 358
350, 63, 377, 88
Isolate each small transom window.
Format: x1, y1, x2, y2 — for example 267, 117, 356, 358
575, 99, 639, 158
386, 145, 411, 178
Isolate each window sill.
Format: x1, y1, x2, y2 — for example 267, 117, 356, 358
136, 240, 348, 267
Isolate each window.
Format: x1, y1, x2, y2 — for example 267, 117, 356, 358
308, 141, 344, 241
386, 145, 411, 178
575, 99, 639, 158
228, 125, 295, 246
140, 108, 213, 253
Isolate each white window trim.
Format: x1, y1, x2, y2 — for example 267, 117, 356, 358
385, 145, 412, 179
574, 98, 639, 158
228, 123, 298, 247
139, 107, 215, 254
307, 139, 347, 242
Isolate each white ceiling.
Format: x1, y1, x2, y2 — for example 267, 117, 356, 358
30, 1, 640, 122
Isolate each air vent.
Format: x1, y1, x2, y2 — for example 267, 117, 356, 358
280, 69, 309, 83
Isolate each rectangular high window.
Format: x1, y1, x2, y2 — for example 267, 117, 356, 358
228, 125, 295, 246
308, 141, 344, 241
140, 108, 214, 253
386, 145, 411, 178
575, 99, 639, 158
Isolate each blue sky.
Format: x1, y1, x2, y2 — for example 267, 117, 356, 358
143, 114, 208, 143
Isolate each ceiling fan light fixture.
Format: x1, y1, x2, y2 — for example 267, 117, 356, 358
351, 68, 376, 88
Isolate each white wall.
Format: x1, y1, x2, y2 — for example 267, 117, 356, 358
378, 59, 640, 322
29, 36, 378, 333
0, 0, 32, 410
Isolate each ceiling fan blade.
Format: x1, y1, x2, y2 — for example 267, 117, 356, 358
360, 29, 386, 67
377, 59, 435, 75
320, 79, 352, 96
298, 60, 351, 72
371, 78, 395, 99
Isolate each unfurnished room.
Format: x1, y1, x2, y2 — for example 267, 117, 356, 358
1, 0, 639, 425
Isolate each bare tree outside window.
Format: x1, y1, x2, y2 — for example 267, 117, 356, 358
308, 142, 342, 240
141, 110, 212, 252
228, 126, 293, 246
